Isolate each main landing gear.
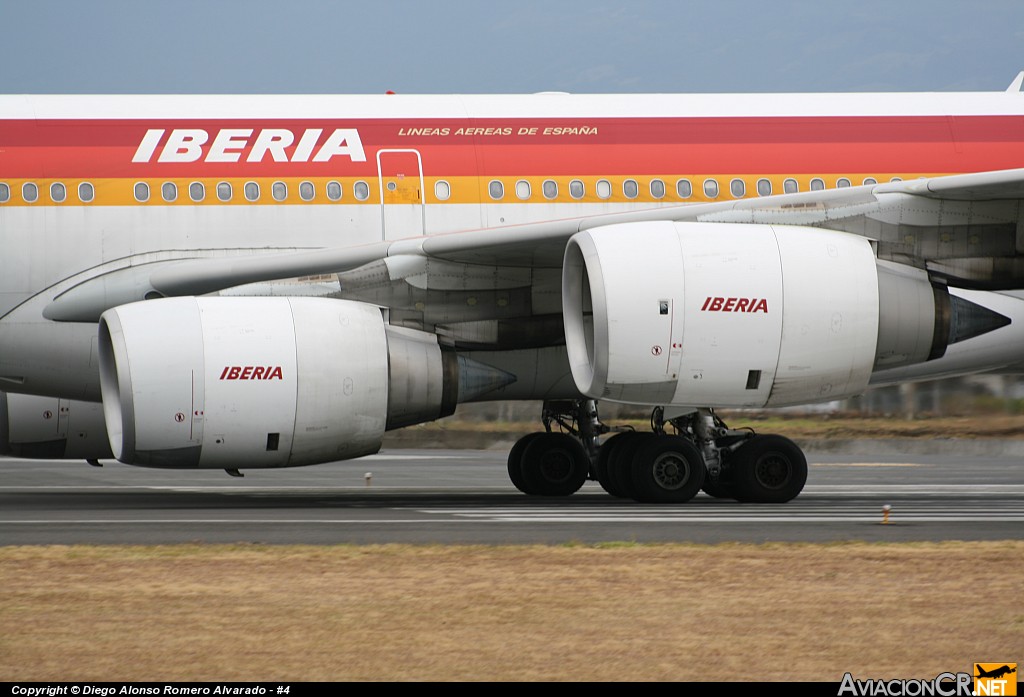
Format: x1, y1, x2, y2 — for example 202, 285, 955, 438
506, 400, 807, 504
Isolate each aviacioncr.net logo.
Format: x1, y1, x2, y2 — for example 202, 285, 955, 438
838, 672, 973, 696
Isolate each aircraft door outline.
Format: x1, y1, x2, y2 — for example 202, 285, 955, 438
376, 149, 425, 240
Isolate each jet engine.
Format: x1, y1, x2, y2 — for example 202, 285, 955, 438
98, 297, 512, 468
0, 392, 112, 459
562, 221, 1012, 408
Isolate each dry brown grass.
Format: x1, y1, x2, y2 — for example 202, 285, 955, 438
2, 543, 1022, 682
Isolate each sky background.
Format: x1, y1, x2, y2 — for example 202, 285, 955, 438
2, 0, 1024, 94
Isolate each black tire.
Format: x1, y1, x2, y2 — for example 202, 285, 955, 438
608, 432, 652, 500
729, 434, 807, 503
630, 436, 705, 503
520, 433, 590, 496
594, 432, 635, 497
700, 473, 735, 499
507, 432, 544, 494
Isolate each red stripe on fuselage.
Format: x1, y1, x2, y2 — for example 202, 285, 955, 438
1, 116, 1023, 178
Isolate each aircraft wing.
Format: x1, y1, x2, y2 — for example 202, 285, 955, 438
43, 168, 1024, 323
393, 167, 1024, 267
875, 167, 1024, 200
139, 165, 1024, 275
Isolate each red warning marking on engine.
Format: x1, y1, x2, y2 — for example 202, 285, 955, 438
219, 366, 284, 380
700, 297, 768, 313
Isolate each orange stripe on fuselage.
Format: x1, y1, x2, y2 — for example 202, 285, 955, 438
0, 174, 939, 207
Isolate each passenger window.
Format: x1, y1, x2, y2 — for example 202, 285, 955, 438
77, 183, 94, 203
836, 178, 851, 188
676, 179, 692, 198
0, 182, 9, 203
354, 180, 369, 201
756, 179, 772, 197
189, 182, 205, 202
272, 181, 287, 201
623, 179, 638, 199
162, 182, 177, 202
650, 179, 665, 199
50, 182, 66, 203
810, 178, 825, 191
783, 178, 798, 194
569, 179, 584, 199
133, 182, 149, 203
433, 180, 449, 201
299, 181, 315, 201
890, 177, 903, 182
863, 177, 877, 186
542, 180, 558, 199
326, 181, 342, 201
596, 179, 611, 199
703, 179, 719, 198
488, 180, 504, 200
217, 182, 233, 202
729, 179, 745, 198
515, 180, 531, 200
244, 181, 260, 201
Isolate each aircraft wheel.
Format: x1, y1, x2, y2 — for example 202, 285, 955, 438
520, 432, 589, 496
595, 432, 637, 497
609, 432, 654, 500
630, 436, 705, 503
507, 432, 544, 494
700, 474, 736, 499
729, 434, 807, 503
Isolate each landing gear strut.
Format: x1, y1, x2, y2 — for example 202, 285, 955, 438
506, 400, 807, 504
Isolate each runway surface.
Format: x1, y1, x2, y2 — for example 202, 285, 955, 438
2, 448, 1022, 544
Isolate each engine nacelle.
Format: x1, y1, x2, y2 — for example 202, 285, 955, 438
563, 221, 927, 408
98, 297, 504, 469
0, 392, 112, 459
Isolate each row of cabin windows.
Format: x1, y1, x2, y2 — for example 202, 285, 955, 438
483, 176, 899, 201
0, 180, 364, 204
132, 180, 369, 203
0, 176, 904, 205
0, 182, 95, 203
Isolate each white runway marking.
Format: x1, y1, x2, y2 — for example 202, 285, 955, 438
0, 485, 515, 491
361, 454, 479, 461
0, 519, 448, 525
3, 501, 1023, 526
4, 484, 1023, 494
415, 504, 1024, 523
2, 516, 1022, 524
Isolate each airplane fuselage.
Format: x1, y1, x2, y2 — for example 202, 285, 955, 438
3, 91, 1024, 401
